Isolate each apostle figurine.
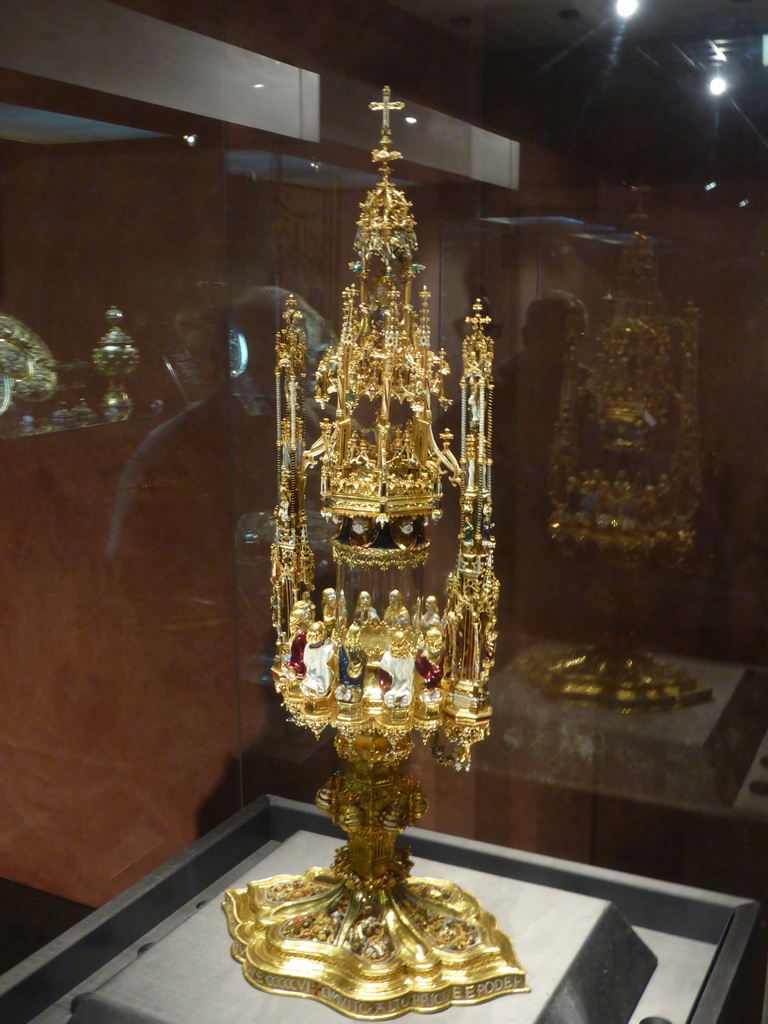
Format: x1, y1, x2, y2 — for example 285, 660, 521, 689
299, 590, 316, 623
420, 595, 442, 632
301, 621, 336, 696
415, 624, 445, 704
384, 589, 411, 629
336, 623, 367, 703
380, 630, 414, 708
354, 591, 380, 627
322, 587, 338, 634
286, 599, 311, 677
290, 597, 313, 636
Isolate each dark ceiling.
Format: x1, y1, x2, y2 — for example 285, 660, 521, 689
390, 0, 768, 52
391, 0, 768, 183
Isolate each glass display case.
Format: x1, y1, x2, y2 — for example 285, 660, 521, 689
1, 0, 767, 1020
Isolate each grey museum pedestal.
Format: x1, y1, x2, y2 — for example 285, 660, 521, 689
0, 797, 758, 1024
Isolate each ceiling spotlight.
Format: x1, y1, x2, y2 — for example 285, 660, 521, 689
183, 134, 198, 146
405, 116, 417, 124
709, 74, 728, 95
705, 181, 717, 191
615, 0, 639, 17
739, 199, 750, 207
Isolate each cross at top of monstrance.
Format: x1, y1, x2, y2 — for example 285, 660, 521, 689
369, 84, 404, 132
223, 87, 528, 1020
369, 85, 404, 172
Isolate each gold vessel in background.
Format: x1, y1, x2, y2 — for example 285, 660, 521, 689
91, 305, 139, 409
527, 191, 710, 712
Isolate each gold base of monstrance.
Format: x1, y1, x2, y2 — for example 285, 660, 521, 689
520, 643, 712, 712
224, 727, 526, 1020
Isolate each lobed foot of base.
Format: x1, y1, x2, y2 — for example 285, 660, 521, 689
223, 865, 528, 1020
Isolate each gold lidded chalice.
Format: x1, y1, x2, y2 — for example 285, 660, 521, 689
91, 305, 139, 410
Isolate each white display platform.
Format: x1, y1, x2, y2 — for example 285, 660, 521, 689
68, 831, 657, 1024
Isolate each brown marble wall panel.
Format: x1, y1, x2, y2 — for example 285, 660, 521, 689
0, 123, 252, 905
1, 136, 229, 374
0, 409, 245, 905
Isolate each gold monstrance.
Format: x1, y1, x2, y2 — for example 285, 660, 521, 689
223, 88, 527, 1018
523, 192, 711, 710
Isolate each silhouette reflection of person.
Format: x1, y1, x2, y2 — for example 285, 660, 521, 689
106, 288, 337, 832
107, 287, 334, 621
493, 291, 588, 644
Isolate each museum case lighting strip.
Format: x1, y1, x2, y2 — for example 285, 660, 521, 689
0, 0, 518, 189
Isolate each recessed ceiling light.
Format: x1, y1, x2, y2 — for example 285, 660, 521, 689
705, 181, 717, 190
709, 74, 728, 95
616, 0, 639, 18
253, 83, 265, 89
405, 116, 417, 124
739, 199, 750, 207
